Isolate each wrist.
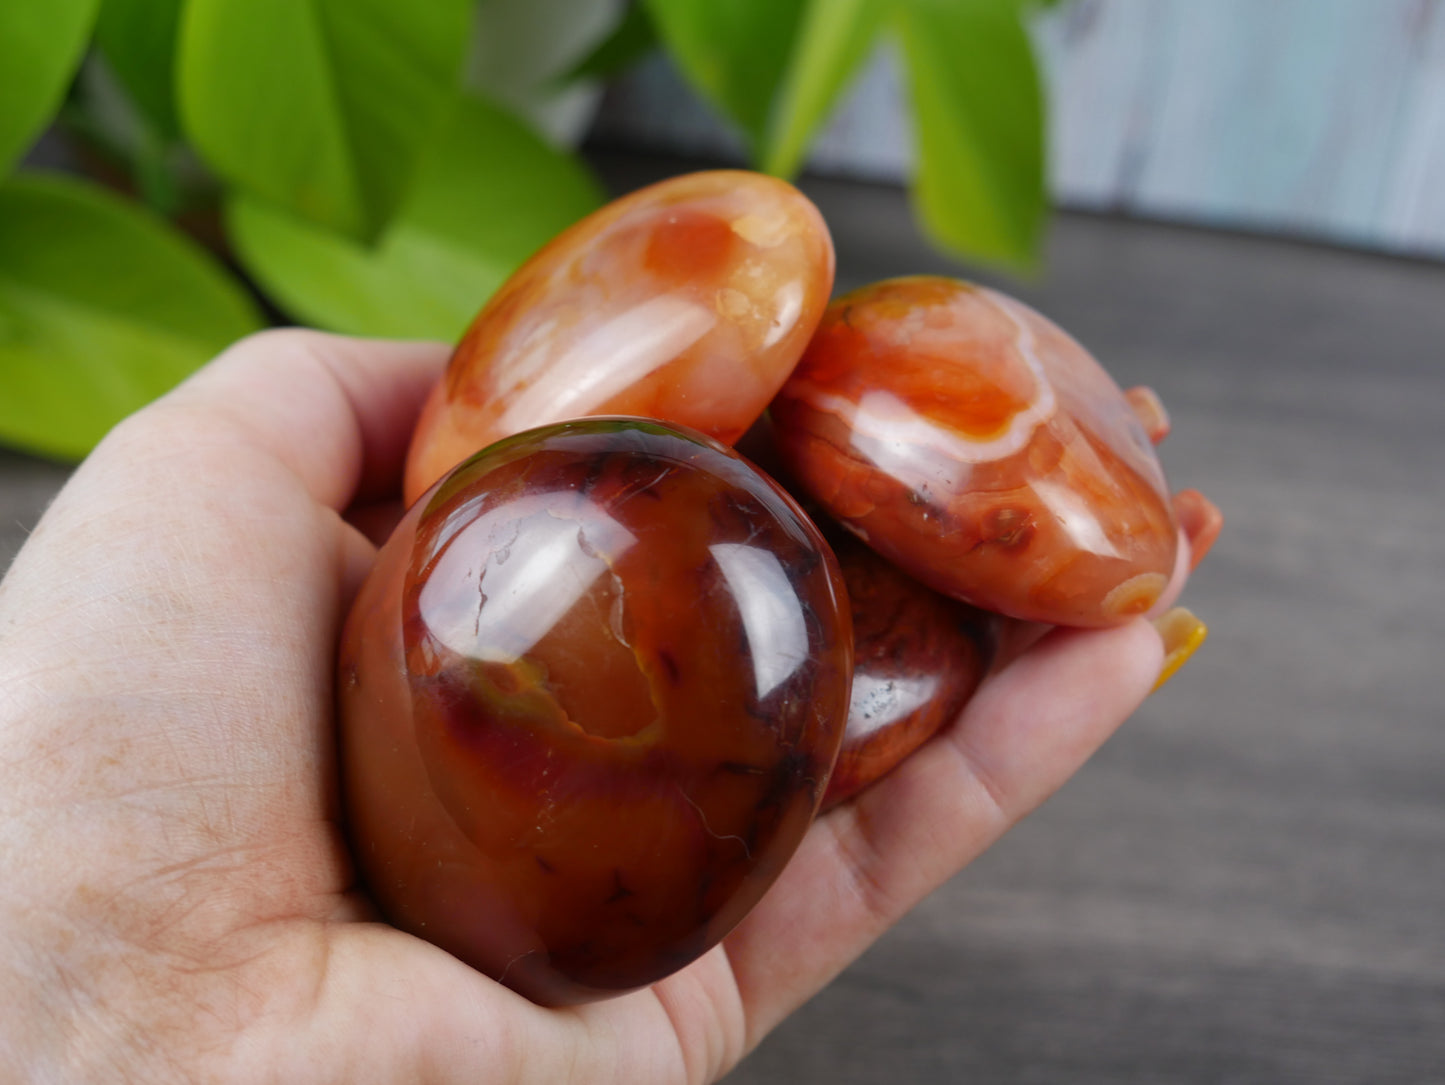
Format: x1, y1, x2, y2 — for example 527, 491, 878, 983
0, 914, 89, 1082
0, 884, 167, 1083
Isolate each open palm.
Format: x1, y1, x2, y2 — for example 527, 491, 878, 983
0, 331, 1183, 1083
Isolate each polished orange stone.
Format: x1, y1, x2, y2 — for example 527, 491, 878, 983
770, 277, 1178, 626
403, 171, 835, 504
341, 418, 852, 1005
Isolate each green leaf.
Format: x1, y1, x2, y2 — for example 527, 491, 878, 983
642, 0, 809, 155
0, 173, 263, 460
0, 0, 102, 176
226, 95, 603, 342
761, 0, 885, 178
177, 0, 473, 241
642, 0, 885, 177
894, 0, 1048, 268
93, 0, 185, 139
559, 2, 660, 84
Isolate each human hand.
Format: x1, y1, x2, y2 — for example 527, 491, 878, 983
0, 330, 1199, 1083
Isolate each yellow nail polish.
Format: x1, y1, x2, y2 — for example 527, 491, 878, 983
1152, 607, 1208, 691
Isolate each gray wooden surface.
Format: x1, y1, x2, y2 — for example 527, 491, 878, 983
3, 162, 1443, 1083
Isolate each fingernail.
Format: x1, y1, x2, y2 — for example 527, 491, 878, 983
1173, 489, 1224, 571
1152, 607, 1208, 691
1125, 385, 1171, 444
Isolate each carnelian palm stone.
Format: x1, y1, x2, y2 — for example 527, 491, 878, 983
821, 529, 995, 810
403, 171, 835, 505
771, 276, 1179, 627
340, 418, 852, 1005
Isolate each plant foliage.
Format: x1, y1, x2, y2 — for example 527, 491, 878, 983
0, 0, 1054, 461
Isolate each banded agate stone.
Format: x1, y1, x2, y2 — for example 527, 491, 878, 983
340, 419, 852, 1005
821, 530, 994, 810
404, 171, 835, 504
771, 277, 1178, 627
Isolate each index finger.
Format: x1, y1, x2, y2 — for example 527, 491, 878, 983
162, 329, 449, 512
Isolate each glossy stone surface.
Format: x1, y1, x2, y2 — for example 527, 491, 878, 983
404, 171, 835, 504
821, 530, 995, 810
340, 418, 852, 1005
770, 277, 1179, 626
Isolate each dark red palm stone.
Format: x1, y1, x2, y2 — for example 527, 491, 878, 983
339, 419, 852, 1005
820, 530, 996, 810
